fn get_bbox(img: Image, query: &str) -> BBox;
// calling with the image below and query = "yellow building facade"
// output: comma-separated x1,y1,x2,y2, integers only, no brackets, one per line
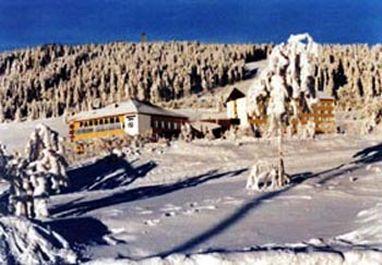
67,99,188,143
225,87,336,134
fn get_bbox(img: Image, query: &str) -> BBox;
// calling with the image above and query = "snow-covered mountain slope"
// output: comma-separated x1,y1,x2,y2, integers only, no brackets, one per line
1,118,382,264
44,134,382,263
0,117,67,153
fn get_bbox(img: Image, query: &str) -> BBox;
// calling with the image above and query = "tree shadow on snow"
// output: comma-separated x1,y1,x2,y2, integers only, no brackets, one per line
151,171,314,258
313,141,382,185
51,168,247,218
352,142,382,165
149,149,381,259
45,216,110,246
290,141,382,186
65,155,157,192
51,142,382,259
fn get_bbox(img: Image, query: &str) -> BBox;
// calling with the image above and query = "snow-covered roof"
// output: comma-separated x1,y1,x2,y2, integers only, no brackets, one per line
199,112,228,120
68,99,188,121
316,91,334,100
224,87,246,103
244,60,268,73
190,121,222,131
225,85,334,103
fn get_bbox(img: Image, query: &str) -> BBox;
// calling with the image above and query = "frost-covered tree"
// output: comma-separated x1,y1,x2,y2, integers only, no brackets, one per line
0,144,9,178
0,42,270,122
0,124,68,218
1,150,33,217
25,124,68,195
246,33,320,189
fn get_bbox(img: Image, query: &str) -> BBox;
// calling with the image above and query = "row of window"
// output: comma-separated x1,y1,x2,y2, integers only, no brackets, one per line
318,101,335,107
152,120,180,130
301,116,335,123
78,116,120,128
318,123,336,128
301,110,334,117
317,117,335,122
314,107,334,112
315,110,333,115
76,123,123,134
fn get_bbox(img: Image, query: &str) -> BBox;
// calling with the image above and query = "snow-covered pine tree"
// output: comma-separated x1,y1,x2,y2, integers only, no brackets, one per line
25,124,68,195
3,152,34,217
0,124,68,218
246,33,320,190
0,144,9,178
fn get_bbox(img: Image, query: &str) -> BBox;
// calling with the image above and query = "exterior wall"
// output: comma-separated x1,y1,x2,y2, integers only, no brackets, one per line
137,114,152,136
225,98,265,129
249,98,335,134
69,114,126,142
227,97,335,134
236,97,250,128
299,98,336,133
151,115,186,137
124,114,139,136
226,101,238,119
69,112,188,142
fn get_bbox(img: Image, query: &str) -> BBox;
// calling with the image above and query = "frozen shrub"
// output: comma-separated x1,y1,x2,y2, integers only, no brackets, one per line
246,160,289,191
180,123,193,142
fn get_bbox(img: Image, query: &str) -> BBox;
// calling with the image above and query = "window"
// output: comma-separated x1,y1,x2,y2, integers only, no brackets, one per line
126,116,134,128
162,121,165,129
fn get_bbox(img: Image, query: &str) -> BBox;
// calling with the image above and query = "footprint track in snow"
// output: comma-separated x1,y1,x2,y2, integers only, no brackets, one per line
144,219,160,226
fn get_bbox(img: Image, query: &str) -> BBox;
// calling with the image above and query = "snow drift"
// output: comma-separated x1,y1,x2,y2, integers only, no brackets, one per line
338,202,382,246
84,249,382,265
0,216,76,265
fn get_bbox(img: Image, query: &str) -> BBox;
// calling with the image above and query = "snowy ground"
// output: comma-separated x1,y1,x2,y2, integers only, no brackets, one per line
1,119,382,264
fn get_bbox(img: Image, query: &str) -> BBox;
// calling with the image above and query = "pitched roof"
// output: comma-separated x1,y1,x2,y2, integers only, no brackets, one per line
224,87,246,103
68,99,187,121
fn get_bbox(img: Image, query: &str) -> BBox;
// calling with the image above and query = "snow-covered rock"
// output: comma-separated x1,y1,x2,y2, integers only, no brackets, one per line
0,216,77,265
